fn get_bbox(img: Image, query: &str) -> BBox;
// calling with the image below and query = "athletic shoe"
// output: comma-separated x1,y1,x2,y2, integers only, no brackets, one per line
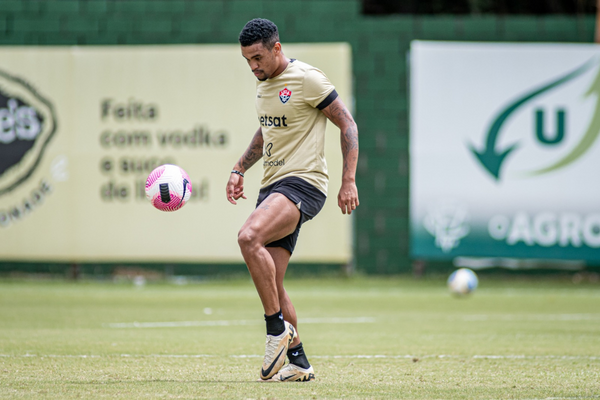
264,363,315,382
260,321,296,380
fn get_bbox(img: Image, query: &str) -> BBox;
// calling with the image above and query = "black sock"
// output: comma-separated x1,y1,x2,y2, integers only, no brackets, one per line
287,342,310,369
264,310,285,336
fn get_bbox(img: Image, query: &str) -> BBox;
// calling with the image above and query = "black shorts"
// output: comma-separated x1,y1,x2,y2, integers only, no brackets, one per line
256,176,327,254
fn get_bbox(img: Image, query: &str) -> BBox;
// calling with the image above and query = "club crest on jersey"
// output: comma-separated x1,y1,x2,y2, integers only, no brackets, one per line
279,87,292,104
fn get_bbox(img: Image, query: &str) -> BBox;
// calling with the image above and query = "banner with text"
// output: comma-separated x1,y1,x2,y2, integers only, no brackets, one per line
410,41,600,261
0,44,352,263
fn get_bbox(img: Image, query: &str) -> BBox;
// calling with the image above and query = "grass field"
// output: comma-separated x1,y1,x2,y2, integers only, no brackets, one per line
1,273,599,399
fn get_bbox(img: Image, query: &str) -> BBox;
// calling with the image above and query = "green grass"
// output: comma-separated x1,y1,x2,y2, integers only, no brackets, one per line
1,275,600,399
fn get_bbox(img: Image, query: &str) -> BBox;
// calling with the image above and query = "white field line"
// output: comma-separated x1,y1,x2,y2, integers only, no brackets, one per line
461,313,600,321
104,317,375,329
1,354,599,360
523,397,600,400
103,314,600,328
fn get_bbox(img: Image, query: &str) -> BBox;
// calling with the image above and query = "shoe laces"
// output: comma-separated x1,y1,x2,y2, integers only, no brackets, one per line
263,334,279,361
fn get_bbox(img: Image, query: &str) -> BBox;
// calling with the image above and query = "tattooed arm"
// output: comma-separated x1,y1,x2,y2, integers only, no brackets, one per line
226,127,264,205
321,97,360,215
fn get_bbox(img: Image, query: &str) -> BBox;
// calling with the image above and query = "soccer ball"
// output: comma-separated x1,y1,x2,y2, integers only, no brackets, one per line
145,164,192,212
447,268,478,296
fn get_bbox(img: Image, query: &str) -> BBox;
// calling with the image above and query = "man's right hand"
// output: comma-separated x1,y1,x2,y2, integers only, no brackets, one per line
226,172,247,205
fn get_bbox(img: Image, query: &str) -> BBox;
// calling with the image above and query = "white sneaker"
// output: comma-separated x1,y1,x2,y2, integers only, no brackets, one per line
259,321,296,380
264,363,315,382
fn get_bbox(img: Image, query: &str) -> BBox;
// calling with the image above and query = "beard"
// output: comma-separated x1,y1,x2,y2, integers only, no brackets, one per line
254,70,268,81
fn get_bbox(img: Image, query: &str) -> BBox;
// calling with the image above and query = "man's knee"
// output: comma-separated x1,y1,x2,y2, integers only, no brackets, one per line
238,225,260,250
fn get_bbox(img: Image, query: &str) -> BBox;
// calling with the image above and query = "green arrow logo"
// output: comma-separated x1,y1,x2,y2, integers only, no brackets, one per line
469,57,598,181
526,60,600,176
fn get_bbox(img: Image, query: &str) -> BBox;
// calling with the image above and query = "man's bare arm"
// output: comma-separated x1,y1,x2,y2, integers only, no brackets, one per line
321,97,360,214
226,127,264,205
234,127,264,173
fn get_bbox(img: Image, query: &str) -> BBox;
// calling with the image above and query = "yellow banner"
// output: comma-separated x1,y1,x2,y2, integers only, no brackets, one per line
0,44,352,263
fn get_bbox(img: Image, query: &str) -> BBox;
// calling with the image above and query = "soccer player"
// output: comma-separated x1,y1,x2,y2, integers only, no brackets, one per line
226,18,359,382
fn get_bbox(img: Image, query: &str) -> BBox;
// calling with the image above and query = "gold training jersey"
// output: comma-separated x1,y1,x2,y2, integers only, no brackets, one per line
255,59,337,195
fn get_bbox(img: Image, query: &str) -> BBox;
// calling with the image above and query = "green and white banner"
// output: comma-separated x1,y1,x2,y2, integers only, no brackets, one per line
410,41,600,261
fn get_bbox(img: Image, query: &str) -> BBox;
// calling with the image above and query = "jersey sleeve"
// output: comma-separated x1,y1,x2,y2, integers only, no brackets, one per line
303,68,337,109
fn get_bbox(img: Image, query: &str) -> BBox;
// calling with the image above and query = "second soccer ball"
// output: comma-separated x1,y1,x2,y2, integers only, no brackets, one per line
447,268,478,296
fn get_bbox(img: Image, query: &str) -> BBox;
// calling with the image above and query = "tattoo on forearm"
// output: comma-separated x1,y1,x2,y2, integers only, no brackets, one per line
237,129,264,171
324,101,359,177
241,141,263,170
323,100,359,157
341,125,359,157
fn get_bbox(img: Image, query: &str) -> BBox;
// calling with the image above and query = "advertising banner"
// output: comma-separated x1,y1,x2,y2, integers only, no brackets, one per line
0,44,352,263
410,41,600,261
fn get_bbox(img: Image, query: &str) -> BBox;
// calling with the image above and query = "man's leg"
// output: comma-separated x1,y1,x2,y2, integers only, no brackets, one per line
265,246,315,382
238,193,300,315
267,246,299,347
238,193,300,380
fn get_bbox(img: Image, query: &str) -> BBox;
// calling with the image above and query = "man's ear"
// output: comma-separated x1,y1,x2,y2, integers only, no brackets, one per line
272,42,282,55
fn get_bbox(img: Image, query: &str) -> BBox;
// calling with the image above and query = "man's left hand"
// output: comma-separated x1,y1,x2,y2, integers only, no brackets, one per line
338,180,359,215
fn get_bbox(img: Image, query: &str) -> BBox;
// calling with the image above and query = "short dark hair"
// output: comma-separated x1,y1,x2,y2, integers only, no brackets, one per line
238,18,279,49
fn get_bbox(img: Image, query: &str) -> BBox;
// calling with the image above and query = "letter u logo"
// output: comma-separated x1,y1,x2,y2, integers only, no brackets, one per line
535,108,566,145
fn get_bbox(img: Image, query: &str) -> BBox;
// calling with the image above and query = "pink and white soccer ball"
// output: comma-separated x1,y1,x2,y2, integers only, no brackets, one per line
145,164,192,212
